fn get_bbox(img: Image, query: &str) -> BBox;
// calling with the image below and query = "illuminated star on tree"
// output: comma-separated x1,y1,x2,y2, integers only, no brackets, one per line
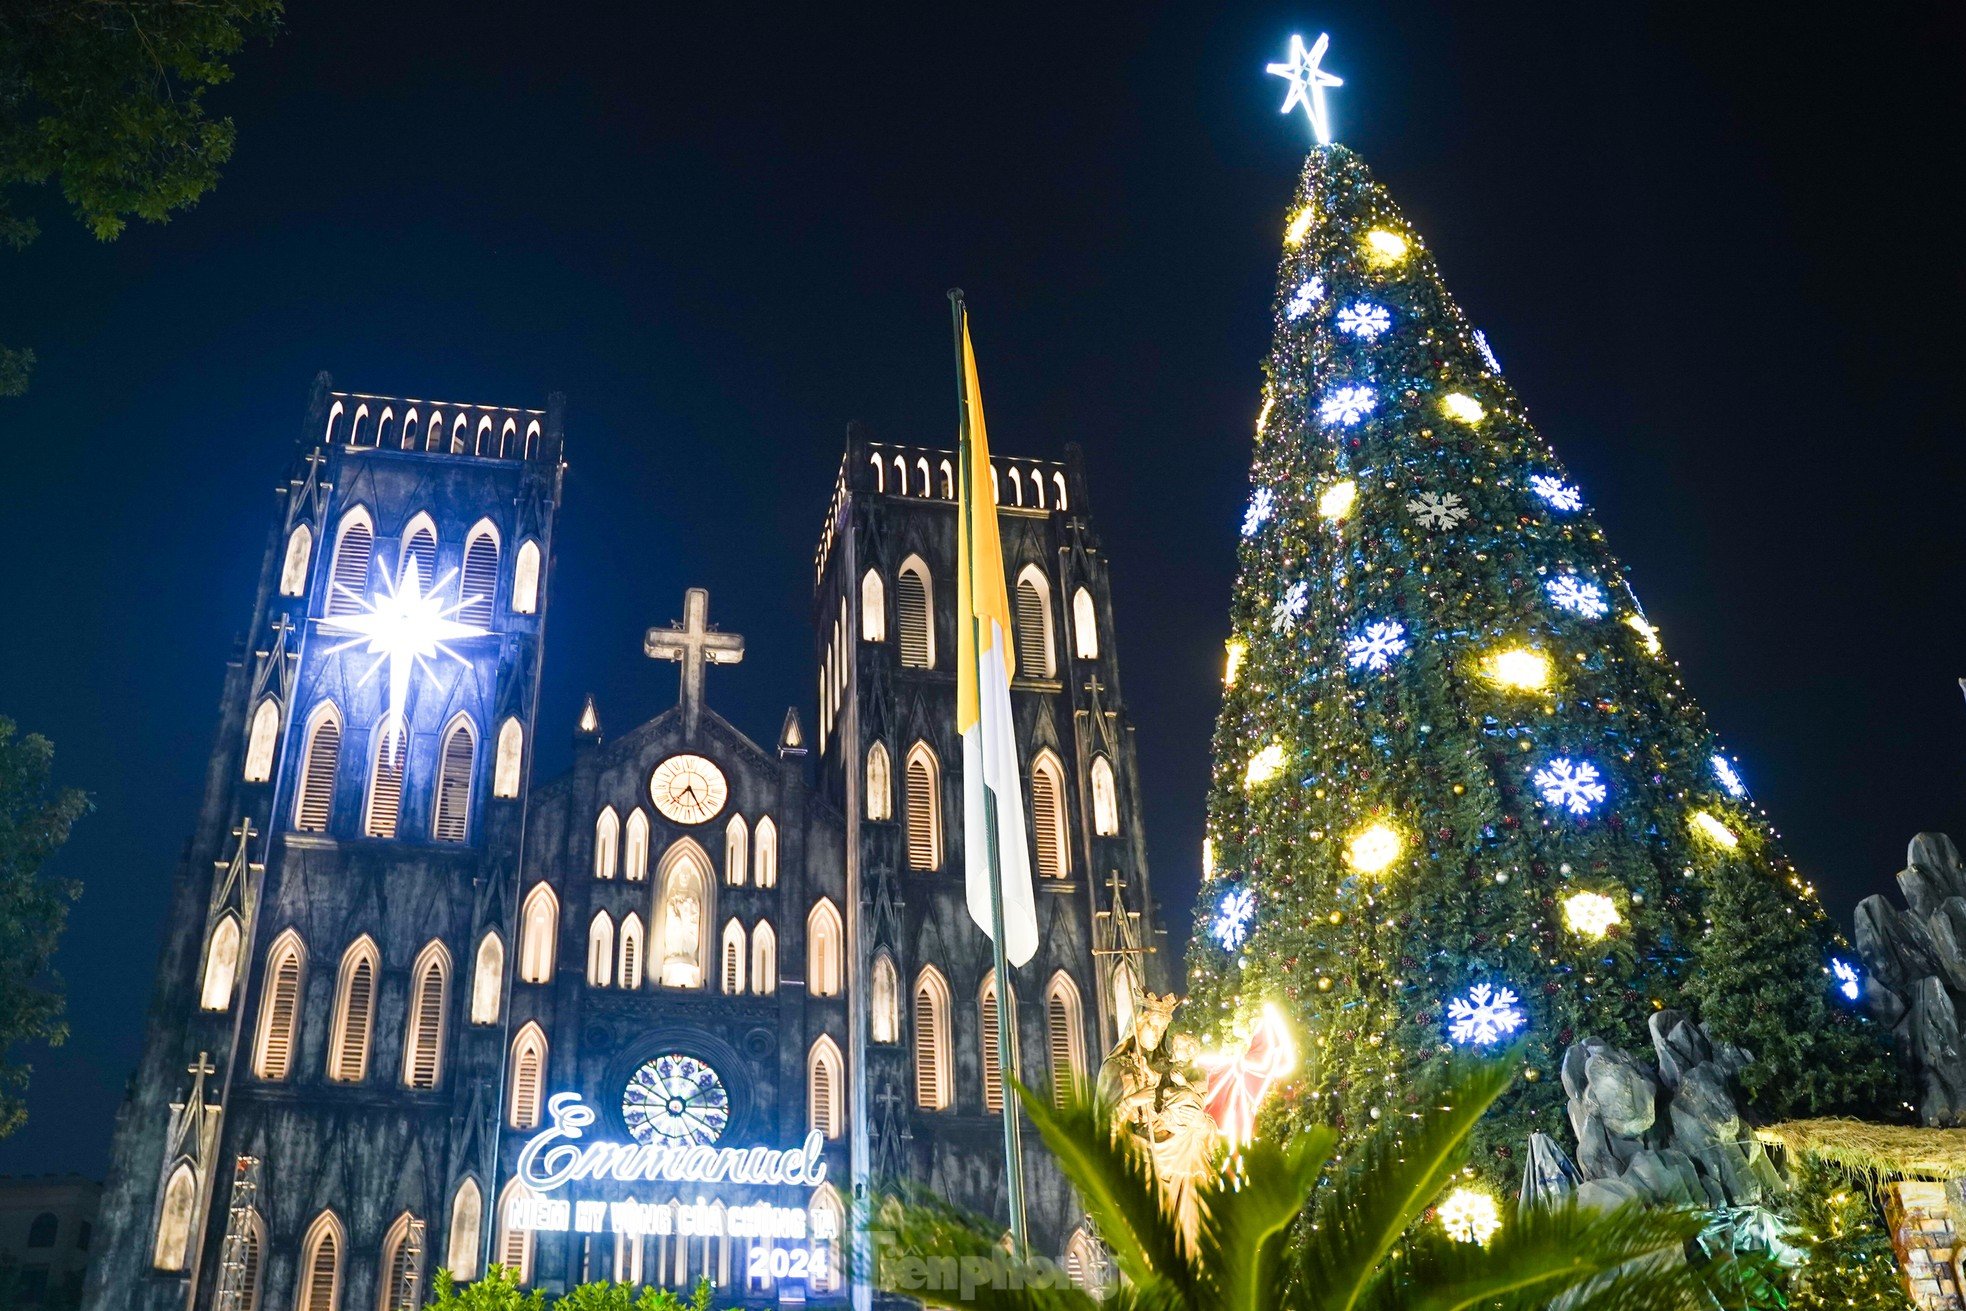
1266,32,1344,145
318,557,491,756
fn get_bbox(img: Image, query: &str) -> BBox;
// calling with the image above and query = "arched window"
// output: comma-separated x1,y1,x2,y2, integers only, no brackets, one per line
725,814,749,887
980,973,1019,1114
809,1186,845,1293
254,930,305,1079
280,524,313,598
1046,972,1086,1107
446,1179,483,1281
1054,471,1070,511
656,841,711,988
1072,587,1099,659
233,1209,266,1310
751,920,776,995
297,1212,343,1311
327,508,373,617
1063,1228,1104,1294
807,899,842,997
870,951,899,1044
512,540,542,615
518,884,557,984
399,512,438,589
1091,756,1120,836
364,717,407,839
460,520,500,627
476,415,495,456
349,404,371,447
865,741,892,821
244,697,281,783
755,815,778,888
26,1212,55,1248
376,407,397,449
896,556,934,669
1014,565,1054,679
200,914,242,1012
379,1212,424,1311
623,809,649,881
432,715,476,841
294,702,343,832
593,807,619,879
587,912,614,987
328,936,380,1082
938,459,955,500
913,968,952,1110
808,1036,843,1140
151,1163,196,1271
470,932,503,1024
860,569,886,641
904,743,940,870
451,414,469,454
1029,749,1069,879
508,1023,547,1129
493,718,524,799
619,913,645,990
403,943,449,1090
721,919,746,995
425,411,444,451
400,408,419,451
495,1180,534,1284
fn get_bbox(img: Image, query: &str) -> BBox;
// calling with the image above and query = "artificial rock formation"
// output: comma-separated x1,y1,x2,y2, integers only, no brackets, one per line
1855,833,1966,1126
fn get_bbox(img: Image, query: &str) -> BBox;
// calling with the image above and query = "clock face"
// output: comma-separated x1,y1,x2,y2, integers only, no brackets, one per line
649,753,728,825
622,1054,729,1146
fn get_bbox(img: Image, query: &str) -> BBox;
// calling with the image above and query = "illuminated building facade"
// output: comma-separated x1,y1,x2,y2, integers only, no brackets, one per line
84,381,1159,1311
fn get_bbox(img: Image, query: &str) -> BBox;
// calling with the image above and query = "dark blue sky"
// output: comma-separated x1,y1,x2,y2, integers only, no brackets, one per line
3,2,1963,1176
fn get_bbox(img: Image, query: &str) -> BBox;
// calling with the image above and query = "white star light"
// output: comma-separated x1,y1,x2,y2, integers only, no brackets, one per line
1533,758,1607,816
1345,620,1408,671
1335,302,1391,340
1272,581,1309,632
1266,33,1344,145
1544,575,1608,618
1242,487,1276,537
1529,475,1581,511
1447,983,1526,1046
1319,385,1376,427
319,556,492,756
1285,277,1325,320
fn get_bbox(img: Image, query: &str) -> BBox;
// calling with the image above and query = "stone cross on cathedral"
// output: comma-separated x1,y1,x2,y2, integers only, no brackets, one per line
644,587,744,740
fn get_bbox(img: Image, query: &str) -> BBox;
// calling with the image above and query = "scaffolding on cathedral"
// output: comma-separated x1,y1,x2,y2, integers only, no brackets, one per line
212,1155,261,1311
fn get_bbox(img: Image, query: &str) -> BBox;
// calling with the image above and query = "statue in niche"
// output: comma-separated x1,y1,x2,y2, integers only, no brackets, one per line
660,862,704,988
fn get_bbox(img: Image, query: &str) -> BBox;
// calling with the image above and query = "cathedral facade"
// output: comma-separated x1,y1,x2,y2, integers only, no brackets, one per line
83,376,1159,1311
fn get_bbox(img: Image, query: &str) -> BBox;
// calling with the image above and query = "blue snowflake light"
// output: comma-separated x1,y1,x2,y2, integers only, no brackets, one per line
1533,758,1607,815
1318,385,1376,427
1212,887,1258,952
1242,488,1275,538
1529,475,1582,511
1345,620,1408,671
1272,581,1309,632
1711,755,1747,798
1544,575,1608,619
1285,277,1325,320
1335,301,1391,340
1447,983,1526,1046
1831,959,1861,1002
1474,329,1502,373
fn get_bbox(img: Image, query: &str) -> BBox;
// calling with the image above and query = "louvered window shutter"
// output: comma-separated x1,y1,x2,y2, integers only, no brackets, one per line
513,1049,542,1128
239,1228,262,1310
981,991,1004,1113
1049,993,1078,1106
261,953,302,1079
328,522,372,616
460,535,499,626
367,736,405,838
432,726,474,841
1031,769,1062,878
906,758,936,870
914,989,943,1108
402,529,437,589
408,965,444,1089
336,960,374,1080
385,1234,418,1311
297,718,341,833
811,1058,835,1138
897,570,931,668
302,1233,337,1311
1015,578,1048,677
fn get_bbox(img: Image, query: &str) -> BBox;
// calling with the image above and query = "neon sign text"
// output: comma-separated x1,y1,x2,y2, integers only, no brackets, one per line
516,1093,829,1192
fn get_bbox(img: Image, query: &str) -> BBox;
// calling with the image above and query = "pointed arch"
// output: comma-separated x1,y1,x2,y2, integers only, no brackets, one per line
328,936,380,1082
425,410,445,451
378,1211,425,1311
450,413,469,454
655,839,712,988
904,742,941,870
870,450,886,491
518,884,558,984
724,814,749,887
808,1035,843,1140
432,714,476,841
508,1022,547,1129
809,1185,845,1292
475,415,496,456
1029,748,1069,879
446,1178,483,1281
151,1161,197,1271
494,1180,535,1283
896,556,934,669
807,899,842,997
913,967,952,1110
870,950,899,1044
493,717,524,798
403,941,450,1089
623,808,649,881
865,741,892,821
400,407,420,451
750,920,776,995
254,929,306,1079
498,416,518,458
1013,563,1055,679
754,815,778,888
938,458,955,500
399,511,438,587
460,519,500,627
860,569,886,641
587,911,615,987
376,407,397,449
363,716,407,839
1046,972,1087,1107
244,696,281,783
523,419,542,460
915,456,931,496
979,972,1019,1114
1091,755,1120,836
619,913,645,990
348,403,372,447
297,1210,344,1311
294,701,343,832
201,913,243,1012
594,806,619,879
470,931,503,1024
511,539,542,614
1063,1227,1103,1294
1072,586,1099,659
326,507,374,617
721,919,746,995
280,523,313,597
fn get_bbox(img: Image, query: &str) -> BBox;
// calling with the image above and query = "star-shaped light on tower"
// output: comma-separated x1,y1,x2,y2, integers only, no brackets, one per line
1267,32,1344,145
318,557,491,758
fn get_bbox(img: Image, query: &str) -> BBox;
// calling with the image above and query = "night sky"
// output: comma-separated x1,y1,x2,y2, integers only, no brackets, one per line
3,3,1964,1177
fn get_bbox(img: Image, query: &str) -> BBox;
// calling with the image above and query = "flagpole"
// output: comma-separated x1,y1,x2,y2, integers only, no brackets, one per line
948,287,1030,1257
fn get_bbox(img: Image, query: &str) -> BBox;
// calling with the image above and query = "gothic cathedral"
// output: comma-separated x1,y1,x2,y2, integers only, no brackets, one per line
83,376,1161,1311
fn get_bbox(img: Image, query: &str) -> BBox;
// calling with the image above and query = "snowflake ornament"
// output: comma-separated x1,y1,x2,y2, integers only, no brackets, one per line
1335,301,1391,340
1406,491,1469,530
1272,581,1309,632
1831,958,1861,1002
1212,887,1257,952
1447,983,1526,1046
1711,754,1747,798
1473,329,1502,373
1318,385,1376,427
1529,475,1581,511
1285,277,1325,321
1533,758,1607,815
1242,488,1275,538
1544,575,1608,618
1345,620,1408,671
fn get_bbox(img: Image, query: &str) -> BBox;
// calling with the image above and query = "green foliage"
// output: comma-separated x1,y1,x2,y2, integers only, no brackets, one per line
422,1269,713,1311
0,345,31,397
876,1061,1714,1310
0,716,88,1139
1187,143,1902,1181
551,1276,713,1311
1777,1159,1913,1311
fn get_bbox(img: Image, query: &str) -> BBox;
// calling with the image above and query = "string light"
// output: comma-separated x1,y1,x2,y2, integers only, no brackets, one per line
1438,1187,1502,1244
1440,392,1485,424
1624,612,1663,654
1363,228,1408,263
1563,892,1622,939
1224,639,1246,687
1318,479,1359,519
1691,811,1739,849
1345,823,1403,875
1285,208,1316,246
1483,647,1550,692
1245,742,1286,789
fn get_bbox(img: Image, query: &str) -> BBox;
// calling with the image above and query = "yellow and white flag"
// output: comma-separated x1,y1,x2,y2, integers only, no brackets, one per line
955,310,1039,967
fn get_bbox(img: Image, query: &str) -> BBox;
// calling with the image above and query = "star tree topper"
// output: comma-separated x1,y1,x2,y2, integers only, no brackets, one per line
1267,33,1344,145
319,556,491,756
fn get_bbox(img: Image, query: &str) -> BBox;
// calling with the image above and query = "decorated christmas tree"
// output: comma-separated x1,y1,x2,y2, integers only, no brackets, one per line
1189,72,1901,1173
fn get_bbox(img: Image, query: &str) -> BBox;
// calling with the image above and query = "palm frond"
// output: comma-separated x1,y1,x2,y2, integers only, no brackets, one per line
868,1183,1102,1311
1195,1125,1337,1311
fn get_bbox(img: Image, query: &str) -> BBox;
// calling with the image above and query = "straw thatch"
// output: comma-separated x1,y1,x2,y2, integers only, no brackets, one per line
1756,1118,1966,1182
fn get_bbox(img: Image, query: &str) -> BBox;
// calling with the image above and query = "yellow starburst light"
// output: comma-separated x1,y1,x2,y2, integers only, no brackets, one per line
1363,228,1408,263
1345,822,1403,876
1438,1187,1502,1245
1563,891,1622,940
1441,393,1486,424
1224,639,1246,687
1484,647,1550,692
1691,811,1739,849
1245,742,1287,789
1318,479,1358,521
1285,208,1315,246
